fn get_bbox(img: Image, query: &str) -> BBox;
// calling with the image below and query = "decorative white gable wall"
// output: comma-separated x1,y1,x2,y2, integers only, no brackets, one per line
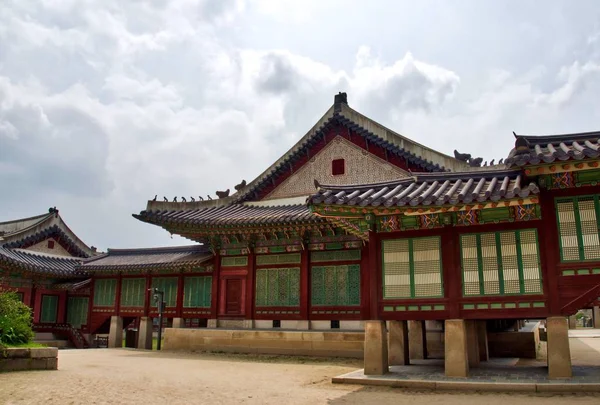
26,238,72,257
265,136,410,200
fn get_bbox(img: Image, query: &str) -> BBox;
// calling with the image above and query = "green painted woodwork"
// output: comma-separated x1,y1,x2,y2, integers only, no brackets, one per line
460,229,543,297
310,250,361,262
93,279,117,307
183,276,212,308
382,236,443,299
556,195,600,262
256,253,301,266
40,295,58,323
151,277,178,307
67,297,88,328
478,207,513,223
120,278,146,307
255,267,300,307
311,264,360,306
576,169,600,184
221,256,248,267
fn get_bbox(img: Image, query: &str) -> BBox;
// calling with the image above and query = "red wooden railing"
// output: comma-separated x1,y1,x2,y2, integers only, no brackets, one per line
33,323,90,349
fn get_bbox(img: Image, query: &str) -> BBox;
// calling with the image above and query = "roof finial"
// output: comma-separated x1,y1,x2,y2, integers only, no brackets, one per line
334,92,347,112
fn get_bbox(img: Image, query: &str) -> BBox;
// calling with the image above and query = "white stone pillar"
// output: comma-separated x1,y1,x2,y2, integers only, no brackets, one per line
388,320,409,366
137,317,153,350
364,321,389,375
593,306,600,329
547,316,572,379
408,320,426,360
568,315,577,329
444,319,469,378
108,316,123,348
477,320,489,362
172,318,184,328
466,320,480,367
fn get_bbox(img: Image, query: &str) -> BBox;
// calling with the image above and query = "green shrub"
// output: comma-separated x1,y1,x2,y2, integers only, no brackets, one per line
0,289,34,345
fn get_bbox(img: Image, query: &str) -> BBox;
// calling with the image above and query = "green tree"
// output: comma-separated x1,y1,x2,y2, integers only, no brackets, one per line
0,289,34,346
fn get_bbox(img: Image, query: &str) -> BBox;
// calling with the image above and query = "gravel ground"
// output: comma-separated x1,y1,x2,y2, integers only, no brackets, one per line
1,348,599,405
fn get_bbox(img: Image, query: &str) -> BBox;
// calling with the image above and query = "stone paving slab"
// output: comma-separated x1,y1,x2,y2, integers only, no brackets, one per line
333,360,600,393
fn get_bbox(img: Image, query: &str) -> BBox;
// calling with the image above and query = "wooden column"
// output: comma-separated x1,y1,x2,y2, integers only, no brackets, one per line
442,227,460,319
368,230,379,319
115,274,122,316
143,274,152,316
360,243,370,320
176,273,184,318
299,247,310,320
538,190,560,314
245,250,256,319
87,280,94,332
210,252,221,319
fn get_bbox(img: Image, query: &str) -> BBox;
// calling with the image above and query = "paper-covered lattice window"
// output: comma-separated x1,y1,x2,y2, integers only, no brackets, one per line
460,229,543,296
382,237,443,299
556,196,600,262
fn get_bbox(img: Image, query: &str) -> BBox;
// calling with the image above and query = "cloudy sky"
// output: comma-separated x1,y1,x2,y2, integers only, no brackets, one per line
1,0,600,251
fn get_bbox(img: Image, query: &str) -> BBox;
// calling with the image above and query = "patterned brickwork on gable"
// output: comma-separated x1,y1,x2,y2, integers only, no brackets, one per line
26,238,72,257
265,136,409,200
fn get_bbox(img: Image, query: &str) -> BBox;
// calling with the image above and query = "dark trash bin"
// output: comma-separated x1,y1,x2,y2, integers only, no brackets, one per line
125,328,138,348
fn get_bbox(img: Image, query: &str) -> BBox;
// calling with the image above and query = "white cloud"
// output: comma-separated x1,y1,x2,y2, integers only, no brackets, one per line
0,0,599,249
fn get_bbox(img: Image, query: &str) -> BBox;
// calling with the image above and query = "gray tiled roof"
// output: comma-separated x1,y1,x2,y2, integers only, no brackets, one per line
308,169,539,207
505,131,600,167
0,209,97,258
80,245,212,272
135,203,323,228
0,247,83,278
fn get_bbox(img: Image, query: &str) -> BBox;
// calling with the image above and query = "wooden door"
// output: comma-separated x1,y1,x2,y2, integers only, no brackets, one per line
225,279,242,315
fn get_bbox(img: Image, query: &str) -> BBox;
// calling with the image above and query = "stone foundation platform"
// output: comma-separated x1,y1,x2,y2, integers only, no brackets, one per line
163,328,364,358
333,359,600,393
0,347,58,372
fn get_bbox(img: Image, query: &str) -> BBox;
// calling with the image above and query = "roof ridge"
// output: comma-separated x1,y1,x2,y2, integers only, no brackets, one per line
10,248,82,262
105,244,208,255
516,130,600,144
0,212,51,227
315,168,521,191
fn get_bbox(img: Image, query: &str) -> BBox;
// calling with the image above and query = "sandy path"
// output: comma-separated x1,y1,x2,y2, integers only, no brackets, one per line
0,349,599,405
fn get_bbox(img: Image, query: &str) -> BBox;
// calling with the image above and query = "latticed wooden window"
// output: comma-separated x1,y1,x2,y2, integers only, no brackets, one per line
151,277,178,307
556,196,600,262
183,276,212,308
311,264,360,306
120,278,146,307
256,253,301,266
93,279,117,306
67,297,89,328
221,256,248,267
382,237,443,299
460,229,543,296
40,295,58,323
311,250,361,262
255,267,300,306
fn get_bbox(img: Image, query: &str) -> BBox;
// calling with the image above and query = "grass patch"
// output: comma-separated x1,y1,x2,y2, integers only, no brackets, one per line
152,337,164,350
5,342,46,348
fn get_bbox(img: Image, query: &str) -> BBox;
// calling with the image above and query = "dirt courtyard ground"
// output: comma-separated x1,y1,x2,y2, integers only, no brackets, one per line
1,339,600,405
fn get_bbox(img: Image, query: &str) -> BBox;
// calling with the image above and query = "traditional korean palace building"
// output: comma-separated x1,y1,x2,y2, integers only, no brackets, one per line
2,93,600,378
